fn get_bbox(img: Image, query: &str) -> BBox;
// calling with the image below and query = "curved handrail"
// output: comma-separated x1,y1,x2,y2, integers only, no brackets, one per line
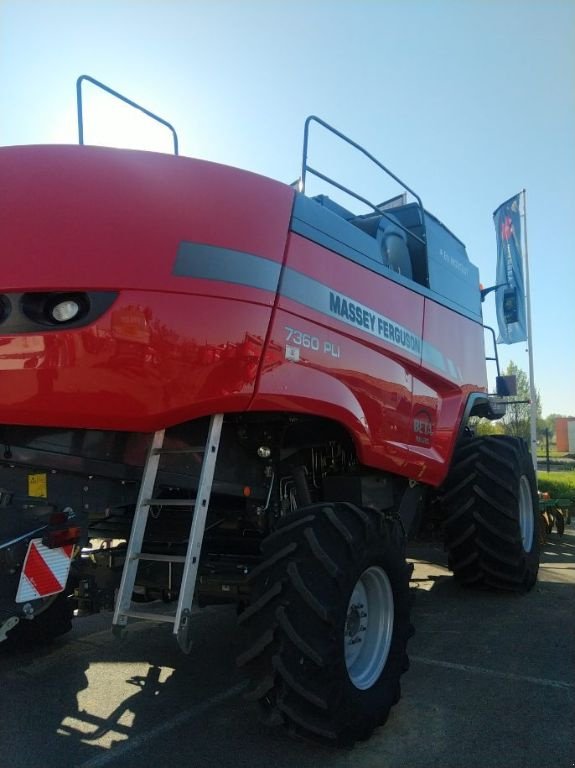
301,115,426,245
76,75,179,155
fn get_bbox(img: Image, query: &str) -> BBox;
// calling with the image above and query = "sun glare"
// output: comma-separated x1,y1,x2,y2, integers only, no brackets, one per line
47,84,178,154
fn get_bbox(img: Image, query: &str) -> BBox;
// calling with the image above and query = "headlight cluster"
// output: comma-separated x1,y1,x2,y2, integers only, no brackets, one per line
0,291,118,333
19,292,91,326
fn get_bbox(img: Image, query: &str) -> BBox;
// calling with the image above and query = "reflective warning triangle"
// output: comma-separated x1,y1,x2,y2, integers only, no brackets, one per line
16,539,73,603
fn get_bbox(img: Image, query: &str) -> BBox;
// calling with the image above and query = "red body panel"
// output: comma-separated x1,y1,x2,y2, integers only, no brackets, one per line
410,300,490,483
0,293,271,430
0,146,293,430
252,233,423,474
1,145,291,294
0,145,488,486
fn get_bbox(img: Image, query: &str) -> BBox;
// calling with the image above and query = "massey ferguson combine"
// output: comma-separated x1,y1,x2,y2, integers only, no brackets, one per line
0,79,539,746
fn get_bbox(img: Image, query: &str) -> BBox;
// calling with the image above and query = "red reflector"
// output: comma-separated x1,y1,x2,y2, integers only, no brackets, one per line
46,527,82,548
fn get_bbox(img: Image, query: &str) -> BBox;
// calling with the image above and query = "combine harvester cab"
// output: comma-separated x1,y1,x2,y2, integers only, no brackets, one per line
0,82,539,746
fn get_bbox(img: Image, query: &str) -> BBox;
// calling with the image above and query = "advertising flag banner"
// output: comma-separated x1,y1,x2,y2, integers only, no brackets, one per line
493,194,527,343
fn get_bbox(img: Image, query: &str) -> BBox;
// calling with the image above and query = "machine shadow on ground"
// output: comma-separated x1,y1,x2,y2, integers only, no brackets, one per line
1,530,573,768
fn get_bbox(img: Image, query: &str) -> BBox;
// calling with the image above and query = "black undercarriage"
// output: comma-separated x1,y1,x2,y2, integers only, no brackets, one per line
0,414,424,618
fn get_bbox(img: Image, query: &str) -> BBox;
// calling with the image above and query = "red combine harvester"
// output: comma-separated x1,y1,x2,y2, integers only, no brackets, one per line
0,78,539,745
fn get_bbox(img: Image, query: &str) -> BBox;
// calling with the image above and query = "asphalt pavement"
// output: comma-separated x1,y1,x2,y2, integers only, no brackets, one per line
1,527,573,768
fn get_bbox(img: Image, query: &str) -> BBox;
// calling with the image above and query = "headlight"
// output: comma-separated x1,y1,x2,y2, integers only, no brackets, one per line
1,291,117,333
48,299,82,323
21,292,90,326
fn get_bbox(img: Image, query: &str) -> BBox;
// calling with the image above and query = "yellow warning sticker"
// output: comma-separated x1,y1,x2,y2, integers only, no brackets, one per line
28,473,48,498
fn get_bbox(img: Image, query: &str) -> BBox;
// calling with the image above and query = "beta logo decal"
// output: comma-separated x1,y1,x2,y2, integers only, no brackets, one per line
413,409,434,446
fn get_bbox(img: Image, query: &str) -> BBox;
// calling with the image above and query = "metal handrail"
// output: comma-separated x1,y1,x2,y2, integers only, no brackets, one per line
483,324,501,377
76,75,179,155
301,115,426,246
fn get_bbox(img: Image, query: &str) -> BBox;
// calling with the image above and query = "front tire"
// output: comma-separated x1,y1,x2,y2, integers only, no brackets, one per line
238,503,413,746
442,436,540,591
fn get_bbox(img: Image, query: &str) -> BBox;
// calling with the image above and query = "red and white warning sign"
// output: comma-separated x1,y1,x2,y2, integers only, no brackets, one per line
16,539,73,603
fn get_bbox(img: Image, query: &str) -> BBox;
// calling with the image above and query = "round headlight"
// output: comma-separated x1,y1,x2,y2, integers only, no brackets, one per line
50,300,81,323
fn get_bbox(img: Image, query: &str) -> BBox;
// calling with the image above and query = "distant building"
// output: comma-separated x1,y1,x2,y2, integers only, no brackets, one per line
556,417,575,452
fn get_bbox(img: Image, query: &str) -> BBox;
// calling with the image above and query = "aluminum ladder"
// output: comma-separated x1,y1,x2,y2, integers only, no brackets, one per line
112,413,224,652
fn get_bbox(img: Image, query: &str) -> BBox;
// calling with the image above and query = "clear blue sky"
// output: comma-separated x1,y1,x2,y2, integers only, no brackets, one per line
1,0,574,417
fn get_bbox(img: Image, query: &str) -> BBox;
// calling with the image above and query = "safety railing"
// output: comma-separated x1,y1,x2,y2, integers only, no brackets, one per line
76,75,179,155
300,115,426,247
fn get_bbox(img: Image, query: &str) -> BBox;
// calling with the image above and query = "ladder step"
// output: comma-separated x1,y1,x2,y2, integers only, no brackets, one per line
145,498,196,507
136,553,186,563
118,602,204,625
113,414,224,647
122,608,176,623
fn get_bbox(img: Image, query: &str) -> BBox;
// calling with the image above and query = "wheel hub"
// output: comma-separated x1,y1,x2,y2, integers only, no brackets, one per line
345,603,364,638
344,566,394,690
519,475,534,552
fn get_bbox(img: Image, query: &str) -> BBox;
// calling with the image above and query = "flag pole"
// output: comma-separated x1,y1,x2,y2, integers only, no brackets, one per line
522,189,537,471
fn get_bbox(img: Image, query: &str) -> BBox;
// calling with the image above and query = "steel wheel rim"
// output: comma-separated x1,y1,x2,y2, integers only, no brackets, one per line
519,475,534,552
344,566,394,690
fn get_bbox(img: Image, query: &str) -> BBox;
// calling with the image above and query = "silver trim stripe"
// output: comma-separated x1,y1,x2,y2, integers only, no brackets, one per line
280,267,422,358
280,267,462,379
173,243,462,380
174,242,281,292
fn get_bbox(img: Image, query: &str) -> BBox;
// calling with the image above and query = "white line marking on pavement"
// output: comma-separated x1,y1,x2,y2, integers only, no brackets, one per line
79,681,248,768
411,655,574,691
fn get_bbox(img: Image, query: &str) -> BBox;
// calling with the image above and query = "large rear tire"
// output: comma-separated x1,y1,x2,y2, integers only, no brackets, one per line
238,502,413,746
442,436,540,591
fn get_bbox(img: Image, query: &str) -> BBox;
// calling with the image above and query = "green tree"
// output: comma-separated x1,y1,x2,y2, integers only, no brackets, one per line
500,361,542,441
469,417,505,437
